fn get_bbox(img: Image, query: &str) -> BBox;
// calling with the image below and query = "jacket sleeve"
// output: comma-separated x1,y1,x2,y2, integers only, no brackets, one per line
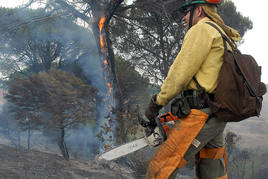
156,24,214,106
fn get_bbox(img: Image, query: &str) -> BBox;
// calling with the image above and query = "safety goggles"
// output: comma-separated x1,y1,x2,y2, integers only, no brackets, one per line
171,6,191,22
183,8,192,16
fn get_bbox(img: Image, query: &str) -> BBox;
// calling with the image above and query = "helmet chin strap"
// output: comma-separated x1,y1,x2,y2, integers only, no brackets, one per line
188,5,196,29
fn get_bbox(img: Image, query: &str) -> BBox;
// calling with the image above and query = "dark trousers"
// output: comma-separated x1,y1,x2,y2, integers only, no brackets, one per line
169,108,227,179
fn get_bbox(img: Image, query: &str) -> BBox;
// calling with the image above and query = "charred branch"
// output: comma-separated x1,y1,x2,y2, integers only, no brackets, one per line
54,0,91,24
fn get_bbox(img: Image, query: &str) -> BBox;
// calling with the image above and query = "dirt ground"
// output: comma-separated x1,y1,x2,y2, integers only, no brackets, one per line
0,144,134,179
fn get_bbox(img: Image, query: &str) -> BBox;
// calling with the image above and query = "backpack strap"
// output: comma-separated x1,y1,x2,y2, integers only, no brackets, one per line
205,22,238,52
193,76,202,89
192,22,233,90
205,22,259,99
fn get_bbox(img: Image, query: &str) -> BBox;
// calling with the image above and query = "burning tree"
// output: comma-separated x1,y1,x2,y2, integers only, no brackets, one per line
2,0,146,151
37,0,126,149
5,69,97,160
21,0,126,149
0,6,108,153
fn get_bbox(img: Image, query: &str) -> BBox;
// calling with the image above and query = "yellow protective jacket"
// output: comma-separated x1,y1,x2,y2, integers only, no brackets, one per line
156,17,232,106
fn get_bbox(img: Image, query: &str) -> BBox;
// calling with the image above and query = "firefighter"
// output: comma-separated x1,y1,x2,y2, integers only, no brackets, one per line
144,0,241,178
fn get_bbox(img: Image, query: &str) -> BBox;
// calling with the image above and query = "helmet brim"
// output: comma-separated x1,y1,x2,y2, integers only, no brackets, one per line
179,1,207,13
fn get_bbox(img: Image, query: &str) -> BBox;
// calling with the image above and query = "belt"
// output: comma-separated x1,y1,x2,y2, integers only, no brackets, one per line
183,90,210,109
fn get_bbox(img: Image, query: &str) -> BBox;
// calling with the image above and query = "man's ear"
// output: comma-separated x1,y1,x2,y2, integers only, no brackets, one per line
197,6,203,16
197,6,206,17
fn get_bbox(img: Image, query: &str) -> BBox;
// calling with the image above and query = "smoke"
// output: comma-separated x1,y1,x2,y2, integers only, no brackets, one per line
0,5,118,158
75,28,118,152
65,125,100,159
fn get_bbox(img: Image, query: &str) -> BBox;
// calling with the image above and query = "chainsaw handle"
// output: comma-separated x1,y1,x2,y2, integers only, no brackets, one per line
155,118,167,140
137,114,157,128
157,112,179,123
138,115,150,127
138,112,177,140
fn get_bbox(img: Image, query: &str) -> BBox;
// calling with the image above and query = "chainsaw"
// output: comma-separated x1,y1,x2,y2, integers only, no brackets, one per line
97,112,179,161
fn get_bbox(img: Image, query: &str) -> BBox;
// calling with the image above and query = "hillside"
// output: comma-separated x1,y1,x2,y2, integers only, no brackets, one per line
0,144,134,179
226,94,268,149
0,91,267,179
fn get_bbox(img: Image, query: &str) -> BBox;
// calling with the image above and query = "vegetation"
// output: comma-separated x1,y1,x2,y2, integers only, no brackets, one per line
0,7,101,158
218,0,253,38
5,70,97,160
0,7,95,78
110,0,253,83
0,1,266,178
113,56,150,144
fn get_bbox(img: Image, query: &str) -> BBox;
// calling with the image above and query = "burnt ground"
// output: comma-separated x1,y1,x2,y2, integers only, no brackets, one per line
0,144,134,179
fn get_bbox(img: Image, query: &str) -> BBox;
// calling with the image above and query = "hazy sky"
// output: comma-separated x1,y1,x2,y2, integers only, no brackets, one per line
232,0,268,83
1,0,268,82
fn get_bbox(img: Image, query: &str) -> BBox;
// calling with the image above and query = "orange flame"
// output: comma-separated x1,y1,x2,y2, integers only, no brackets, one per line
107,82,112,88
104,60,108,65
107,82,112,96
99,16,106,52
99,17,106,33
100,36,105,48
98,16,113,112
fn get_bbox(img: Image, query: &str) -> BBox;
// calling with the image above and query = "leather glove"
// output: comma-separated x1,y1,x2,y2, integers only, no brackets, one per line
145,95,163,127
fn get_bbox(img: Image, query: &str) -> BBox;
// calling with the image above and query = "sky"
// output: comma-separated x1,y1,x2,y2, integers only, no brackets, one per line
1,0,268,83
232,0,268,83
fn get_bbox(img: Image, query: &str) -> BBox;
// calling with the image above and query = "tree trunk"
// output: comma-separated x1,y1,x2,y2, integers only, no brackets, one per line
27,125,31,151
17,130,21,149
58,127,69,160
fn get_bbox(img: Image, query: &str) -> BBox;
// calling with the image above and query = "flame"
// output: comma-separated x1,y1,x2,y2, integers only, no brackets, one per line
107,82,112,96
100,36,105,50
98,15,115,148
98,16,114,114
107,82,113,111
104,60,108,65
99,17,106,53
99,17,106,34
107,82,112,89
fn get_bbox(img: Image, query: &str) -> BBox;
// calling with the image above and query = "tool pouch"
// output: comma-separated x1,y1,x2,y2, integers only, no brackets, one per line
184,89,208,109
171,94,191,118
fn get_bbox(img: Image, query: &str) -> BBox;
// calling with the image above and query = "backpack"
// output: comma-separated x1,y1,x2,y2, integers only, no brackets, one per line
203,22,267,122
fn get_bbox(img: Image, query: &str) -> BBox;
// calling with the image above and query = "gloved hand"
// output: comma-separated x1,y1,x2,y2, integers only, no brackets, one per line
145,95,163,127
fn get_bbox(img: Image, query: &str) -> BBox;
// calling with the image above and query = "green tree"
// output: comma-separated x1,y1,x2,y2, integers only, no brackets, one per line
115,56,149,106
5,69,97,160
111,0,184,83
113,56,150,144
110,0,253,83
218,0,253,38
21,0,125,80
0,7,96,78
